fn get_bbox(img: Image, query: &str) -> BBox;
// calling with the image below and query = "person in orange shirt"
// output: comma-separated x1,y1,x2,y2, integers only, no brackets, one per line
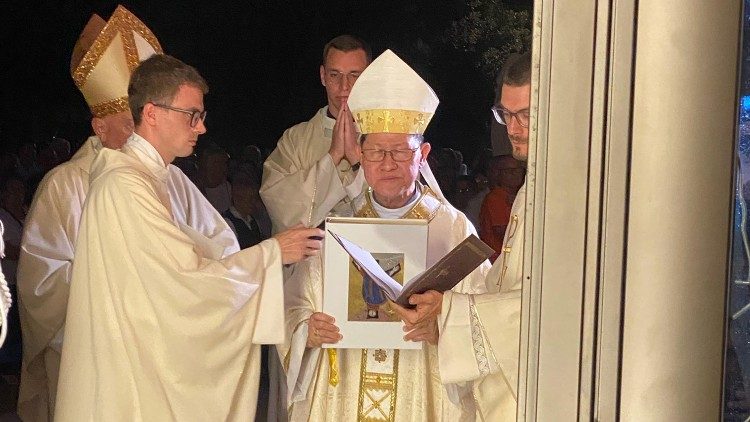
479,154,525,261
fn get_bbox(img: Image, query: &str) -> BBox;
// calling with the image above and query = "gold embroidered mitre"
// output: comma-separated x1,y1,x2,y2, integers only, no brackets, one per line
70,5,162,117
347,49,439,135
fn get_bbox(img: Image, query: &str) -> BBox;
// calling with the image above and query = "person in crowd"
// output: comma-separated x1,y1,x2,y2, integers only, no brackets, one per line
453,174,479,228
463,148,493,227
50,137,72,164
223,170,271,249
197,142,232,213
479,154,525,261
221,169,274,420
16,143,41,182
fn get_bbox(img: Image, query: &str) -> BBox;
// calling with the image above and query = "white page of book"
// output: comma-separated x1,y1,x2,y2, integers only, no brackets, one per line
323,217,427,350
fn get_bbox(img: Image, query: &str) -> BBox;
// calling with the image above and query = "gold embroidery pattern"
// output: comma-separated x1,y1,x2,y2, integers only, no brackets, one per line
499,214,519,286
354,109,433,135
350,185,441,421
89,96,130,117
327,349,340,386
357,349,399,422
373,349,387,363
355,184,440,222
72,5,162,88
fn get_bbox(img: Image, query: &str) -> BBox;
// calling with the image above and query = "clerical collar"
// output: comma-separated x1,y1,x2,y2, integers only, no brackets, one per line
90,136,104,154
122,132,169,184
369,184,420,219
127,132,167,168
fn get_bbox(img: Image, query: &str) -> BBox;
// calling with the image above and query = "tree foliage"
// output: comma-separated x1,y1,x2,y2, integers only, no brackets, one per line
446,0,532,78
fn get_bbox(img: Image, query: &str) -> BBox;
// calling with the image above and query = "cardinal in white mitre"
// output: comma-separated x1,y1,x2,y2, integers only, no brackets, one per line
278,49,490,422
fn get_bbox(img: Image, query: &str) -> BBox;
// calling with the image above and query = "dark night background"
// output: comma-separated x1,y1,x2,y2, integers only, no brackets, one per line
0,0,531,163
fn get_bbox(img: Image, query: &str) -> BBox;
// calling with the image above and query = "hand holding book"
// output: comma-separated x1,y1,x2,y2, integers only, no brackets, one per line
328,231,493,308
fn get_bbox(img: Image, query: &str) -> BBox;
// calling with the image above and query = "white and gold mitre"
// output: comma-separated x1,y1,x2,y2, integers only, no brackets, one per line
347,49,439,135
70,5,162,117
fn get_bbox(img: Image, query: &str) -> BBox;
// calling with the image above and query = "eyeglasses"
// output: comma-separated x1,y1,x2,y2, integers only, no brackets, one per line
361,148,419,162
325,70,362,84
492,106,530,128
152,103,207,128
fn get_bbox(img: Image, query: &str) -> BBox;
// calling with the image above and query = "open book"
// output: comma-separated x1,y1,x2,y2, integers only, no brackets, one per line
328,231,494,308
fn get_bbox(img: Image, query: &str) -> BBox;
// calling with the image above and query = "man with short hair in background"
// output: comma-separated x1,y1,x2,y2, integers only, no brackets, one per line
259,34,372,419
260,34,371,233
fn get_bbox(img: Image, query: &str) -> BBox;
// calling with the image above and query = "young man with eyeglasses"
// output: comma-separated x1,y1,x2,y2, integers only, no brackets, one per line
279,49,489,422
16,9,238,421
395,51,531,421
260,35,371,233
54,53,324,421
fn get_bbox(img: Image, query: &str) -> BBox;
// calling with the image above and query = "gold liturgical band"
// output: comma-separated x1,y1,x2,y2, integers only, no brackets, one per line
327,349,339,386
89,96,130,118
71,5,162,117
354,109,434,135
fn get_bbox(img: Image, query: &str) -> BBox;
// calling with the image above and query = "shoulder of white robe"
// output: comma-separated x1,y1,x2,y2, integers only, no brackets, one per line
420,162,447,204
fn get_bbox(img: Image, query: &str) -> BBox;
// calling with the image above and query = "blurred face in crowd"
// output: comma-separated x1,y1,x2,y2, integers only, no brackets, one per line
93,110,135,150
320,48,369,116
492,156,525,191
203,153,229,188
360,133,431,209
454,178,477,209
231,181,262,216
499,83,531,161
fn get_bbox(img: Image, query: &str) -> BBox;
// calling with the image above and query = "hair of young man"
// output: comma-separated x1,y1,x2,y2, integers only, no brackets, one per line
322,35,372,66
495,50,531,103
128,54,209,127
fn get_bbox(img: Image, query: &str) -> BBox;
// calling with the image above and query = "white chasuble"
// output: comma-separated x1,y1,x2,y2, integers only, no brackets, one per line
54,134,280,421
438,183,526,421
279,184,489,421
260,107,366,233
17,136,239,422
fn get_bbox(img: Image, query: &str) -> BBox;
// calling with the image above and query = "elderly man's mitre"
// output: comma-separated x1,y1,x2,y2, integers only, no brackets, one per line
70,5,162,118
347,49,439,135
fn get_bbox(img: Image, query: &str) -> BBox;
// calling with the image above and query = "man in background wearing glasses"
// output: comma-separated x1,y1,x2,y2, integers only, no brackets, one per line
260,35,371,233
54,54,324,421
259,34,372,419
396,51,531,421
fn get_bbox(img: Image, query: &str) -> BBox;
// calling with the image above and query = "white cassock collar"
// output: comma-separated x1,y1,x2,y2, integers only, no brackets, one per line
369,184,420,219
124,132,169,183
